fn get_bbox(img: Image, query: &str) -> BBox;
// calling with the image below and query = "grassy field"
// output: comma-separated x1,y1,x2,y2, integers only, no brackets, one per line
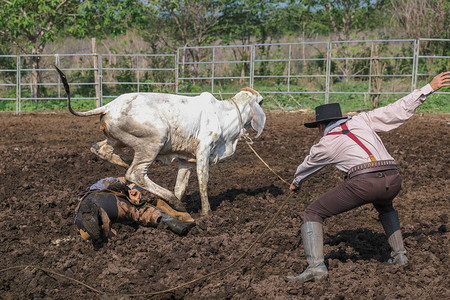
1,72,449,114
0,92,448,114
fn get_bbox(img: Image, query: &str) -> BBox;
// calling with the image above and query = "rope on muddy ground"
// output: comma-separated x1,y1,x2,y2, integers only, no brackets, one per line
0,265,104,295
125,192,295,297
1,101,296,297
112,99,297,297
1,192,296,298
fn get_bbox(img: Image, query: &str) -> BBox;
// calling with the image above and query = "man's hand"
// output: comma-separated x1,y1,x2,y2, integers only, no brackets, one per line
430,71,450,91
290,182,300,193
128,189,142,205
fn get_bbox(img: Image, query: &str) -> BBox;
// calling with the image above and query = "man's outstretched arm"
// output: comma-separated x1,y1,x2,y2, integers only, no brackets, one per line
359,71,450,133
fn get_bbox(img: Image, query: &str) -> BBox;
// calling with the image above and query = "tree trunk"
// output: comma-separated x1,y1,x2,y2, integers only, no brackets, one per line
302,24,306,70
30,48,41,100
188,48,199,77
370,44,385,108
92,38,100,107
240,49,250,86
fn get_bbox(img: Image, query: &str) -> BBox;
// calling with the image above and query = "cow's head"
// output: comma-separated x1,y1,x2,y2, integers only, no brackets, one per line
236,87,266,138
240,87,263,106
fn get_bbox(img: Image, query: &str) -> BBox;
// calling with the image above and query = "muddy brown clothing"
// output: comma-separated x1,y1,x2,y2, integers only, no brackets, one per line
293,84,435,222
73,178,161,234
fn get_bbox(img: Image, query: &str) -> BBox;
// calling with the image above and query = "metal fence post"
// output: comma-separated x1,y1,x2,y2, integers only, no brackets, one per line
55,54,60,99
325,42,332,104
16,56,20,114
17,56,22,114
211,48,215,93
99,54,103,107
136,55,140,93
175,49,179,94
287,44,292,93
412,39,419,91
250,45,255,88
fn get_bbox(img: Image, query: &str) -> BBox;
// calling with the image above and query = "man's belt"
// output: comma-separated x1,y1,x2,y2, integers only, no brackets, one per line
347,160,397,179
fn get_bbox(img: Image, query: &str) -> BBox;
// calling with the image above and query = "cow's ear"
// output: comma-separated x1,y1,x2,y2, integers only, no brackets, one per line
250,101,266,138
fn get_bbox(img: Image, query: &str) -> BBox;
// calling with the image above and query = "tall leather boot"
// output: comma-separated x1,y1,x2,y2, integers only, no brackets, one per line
138,204,162,226
158,210,196,236
379,210,408,266
287,222,328,282
164,217,196,236
154,199,195,222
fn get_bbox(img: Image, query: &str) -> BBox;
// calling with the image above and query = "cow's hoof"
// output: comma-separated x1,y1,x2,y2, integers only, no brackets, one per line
90,144,100,151
170,202,187,213
200,209,212,216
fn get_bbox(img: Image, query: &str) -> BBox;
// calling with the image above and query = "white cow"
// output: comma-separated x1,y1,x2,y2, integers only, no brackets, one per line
56,67,265,215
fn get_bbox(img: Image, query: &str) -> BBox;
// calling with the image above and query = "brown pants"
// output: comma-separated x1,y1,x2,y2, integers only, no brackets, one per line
304,169,402,223
74,191,161,231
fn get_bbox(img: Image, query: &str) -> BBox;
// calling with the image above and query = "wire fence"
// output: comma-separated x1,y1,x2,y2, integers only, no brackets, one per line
0,38,448,114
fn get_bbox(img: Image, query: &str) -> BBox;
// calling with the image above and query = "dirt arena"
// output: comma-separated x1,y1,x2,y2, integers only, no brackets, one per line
0,111,448,299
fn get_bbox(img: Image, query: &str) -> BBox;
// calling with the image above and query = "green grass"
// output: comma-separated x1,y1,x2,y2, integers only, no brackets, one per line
418,93,450,113
1,82,448,113
0,98,98,112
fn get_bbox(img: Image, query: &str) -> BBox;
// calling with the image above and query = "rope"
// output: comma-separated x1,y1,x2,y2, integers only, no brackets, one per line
127,192,294,297
114,99,296,297
0,265,105,295
245,141,290,185
1,102,296,298
230,98,290,185
2,195,295,298
123,101,295,297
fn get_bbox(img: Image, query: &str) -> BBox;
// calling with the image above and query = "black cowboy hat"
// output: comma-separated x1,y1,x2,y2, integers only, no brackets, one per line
304,103,346,128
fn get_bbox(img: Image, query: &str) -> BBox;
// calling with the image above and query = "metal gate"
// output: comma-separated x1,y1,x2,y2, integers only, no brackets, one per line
0,38,448,114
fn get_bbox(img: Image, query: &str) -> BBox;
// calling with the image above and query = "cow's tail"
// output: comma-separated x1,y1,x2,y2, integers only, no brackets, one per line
55,66,106,117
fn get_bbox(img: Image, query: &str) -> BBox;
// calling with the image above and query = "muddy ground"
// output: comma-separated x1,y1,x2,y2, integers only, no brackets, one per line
0,111,448,299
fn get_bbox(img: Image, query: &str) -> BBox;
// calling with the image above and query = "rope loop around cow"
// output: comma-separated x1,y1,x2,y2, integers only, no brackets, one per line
1,101,295,297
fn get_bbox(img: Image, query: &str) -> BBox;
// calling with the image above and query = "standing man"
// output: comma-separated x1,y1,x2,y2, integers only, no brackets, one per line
288,72,450,282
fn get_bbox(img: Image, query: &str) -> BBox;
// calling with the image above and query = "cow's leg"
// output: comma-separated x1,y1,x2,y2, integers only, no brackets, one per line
126,152,186,212
90,139,131,168
196,144,212,216
174,161,194,201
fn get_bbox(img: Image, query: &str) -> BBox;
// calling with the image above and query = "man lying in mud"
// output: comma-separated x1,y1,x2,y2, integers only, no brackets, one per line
73,177,195,247
288,71,450,282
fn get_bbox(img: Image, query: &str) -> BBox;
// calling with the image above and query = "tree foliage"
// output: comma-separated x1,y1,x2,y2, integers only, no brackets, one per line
0,0,146,53
389,0,450,40
0,0,147,98
301,0,382,40
146,0,225,48
214,1,282,45
0,0,448,101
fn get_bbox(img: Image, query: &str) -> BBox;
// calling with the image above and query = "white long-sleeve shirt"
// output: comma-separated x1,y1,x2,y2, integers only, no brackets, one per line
292,84,434,187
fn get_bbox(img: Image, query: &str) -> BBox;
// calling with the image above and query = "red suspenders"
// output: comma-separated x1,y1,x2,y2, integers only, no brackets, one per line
327,122,377,162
